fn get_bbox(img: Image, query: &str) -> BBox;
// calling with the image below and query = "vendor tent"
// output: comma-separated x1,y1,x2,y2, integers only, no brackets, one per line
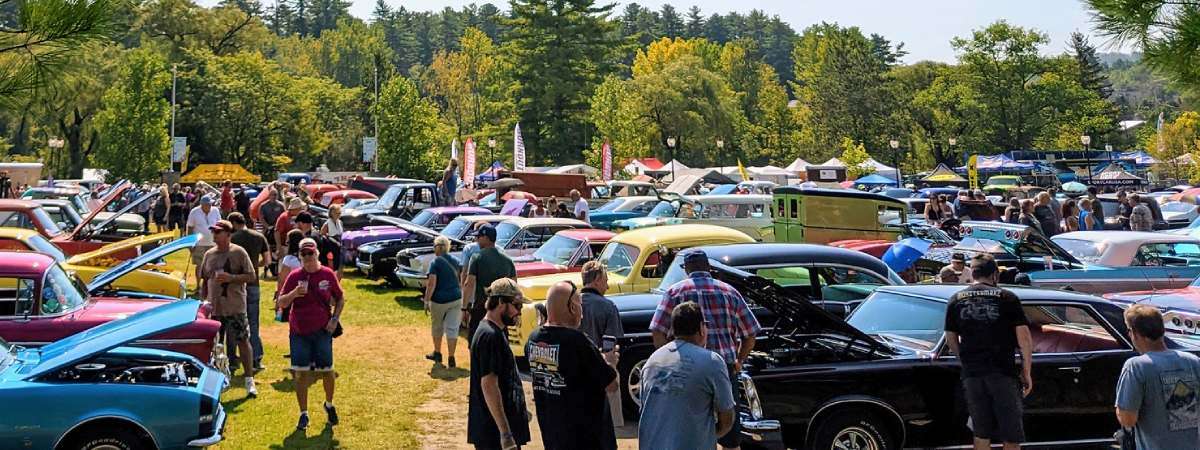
1090,166,1146,186
475,162,507,183
180,164,259,184
921,164,967,184
665,174,705,195
623,157,664,176
1118,151,1159,166
784,158,811,173
746,165,793,184
955,154,1035,172
821,157,845,167
852,174,897,188
861,158,898,179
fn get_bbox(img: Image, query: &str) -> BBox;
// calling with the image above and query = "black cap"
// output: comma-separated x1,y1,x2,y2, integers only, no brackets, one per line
679,249,709,267
478,225,497,242
295,211,313,224
951,252,966,262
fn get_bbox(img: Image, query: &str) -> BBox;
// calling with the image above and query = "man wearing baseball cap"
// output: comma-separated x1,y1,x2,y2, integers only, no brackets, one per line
186,194,222,272
278,237,345,430
649,248,760,450
468,278,531,450
275,197,306,262
463,225,516,344
939,252,973,284
198,220,259,398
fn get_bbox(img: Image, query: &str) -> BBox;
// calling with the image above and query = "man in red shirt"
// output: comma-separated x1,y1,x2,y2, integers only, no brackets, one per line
220,179,235,217
275,197,305,257
278,238,345,430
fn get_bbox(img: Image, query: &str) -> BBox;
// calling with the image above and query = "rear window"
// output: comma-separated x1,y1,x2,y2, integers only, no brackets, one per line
1053,238,1105,264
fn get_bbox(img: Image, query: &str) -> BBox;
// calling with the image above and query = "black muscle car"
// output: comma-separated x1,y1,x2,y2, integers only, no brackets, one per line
608,243,904,419
735,281,1200,449
340,182,445,232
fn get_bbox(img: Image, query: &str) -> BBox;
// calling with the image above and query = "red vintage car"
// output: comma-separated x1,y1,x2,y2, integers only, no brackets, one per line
513,229,615,278
319,189,378,207
0,193,149,259
1106,277,1200,335
0,252,222,364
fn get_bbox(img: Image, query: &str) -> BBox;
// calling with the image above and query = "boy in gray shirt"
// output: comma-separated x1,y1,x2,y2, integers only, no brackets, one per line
1116,304,1200,450
638,302,735,450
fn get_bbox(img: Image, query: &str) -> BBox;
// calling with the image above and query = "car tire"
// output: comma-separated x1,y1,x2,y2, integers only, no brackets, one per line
60,428,146,450
810,411,894,450
617,345,653,420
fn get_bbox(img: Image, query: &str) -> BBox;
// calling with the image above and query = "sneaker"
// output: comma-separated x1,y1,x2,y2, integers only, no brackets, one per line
245,378,258,398
447,356,456,368
297,413,309,430
325,402,339,426
425,352,442,364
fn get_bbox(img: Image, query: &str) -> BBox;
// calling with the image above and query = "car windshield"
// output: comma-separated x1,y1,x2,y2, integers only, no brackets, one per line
40,264,87,314
441,218,472,240
376,185,405,209
410,210,435,228
847,291,945,351
647,201,676,218
35,208,64,236
1053,238,1105,264
594,199,626,213
599,242,640,277
479,192,497,206
71,194,91,215
26,235,67,262
532,235,583,266
495,222,521,248
1162,202,1195,213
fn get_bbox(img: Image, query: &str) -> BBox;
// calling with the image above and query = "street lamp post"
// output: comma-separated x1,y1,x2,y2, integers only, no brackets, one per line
487,138,497,169
889,139,901,187
48,138,64,178
1082,135,1093,185
666,137,677,181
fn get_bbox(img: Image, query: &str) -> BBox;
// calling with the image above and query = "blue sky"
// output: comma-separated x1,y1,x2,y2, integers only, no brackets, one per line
229,0,1123,63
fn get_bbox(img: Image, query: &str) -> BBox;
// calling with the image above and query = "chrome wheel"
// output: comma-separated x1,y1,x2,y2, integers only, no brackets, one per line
832,426,879,450
627,359,646,407
90,445,123,450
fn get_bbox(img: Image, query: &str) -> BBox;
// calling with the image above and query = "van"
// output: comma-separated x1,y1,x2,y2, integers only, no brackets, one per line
773,187,908,244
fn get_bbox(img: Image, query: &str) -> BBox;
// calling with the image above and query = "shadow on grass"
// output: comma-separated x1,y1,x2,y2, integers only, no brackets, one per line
392,295,423,310
272,376,297,393
429,364,469,381
271,425,340,449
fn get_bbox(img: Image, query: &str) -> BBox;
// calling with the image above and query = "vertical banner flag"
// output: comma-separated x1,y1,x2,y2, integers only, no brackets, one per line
171,137,188,163
451,138,459,161
967,155,979,190
737,159,751,181
362,137,377,164
602,141,613,181
513,123,526,171
464,137,477,187
1157,111,1165,153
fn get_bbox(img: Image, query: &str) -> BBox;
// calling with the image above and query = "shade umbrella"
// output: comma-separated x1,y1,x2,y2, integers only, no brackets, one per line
882,238,932,273
1061,181,1087,194
490,178,525,190
501,190,538,201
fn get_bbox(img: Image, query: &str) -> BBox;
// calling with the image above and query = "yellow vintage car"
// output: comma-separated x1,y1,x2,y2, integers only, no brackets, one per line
510,224,755,356
0,228,188,298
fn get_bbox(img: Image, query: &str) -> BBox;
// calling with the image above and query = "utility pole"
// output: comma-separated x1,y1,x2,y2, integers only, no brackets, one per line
170,64,177,172
372,63,380,173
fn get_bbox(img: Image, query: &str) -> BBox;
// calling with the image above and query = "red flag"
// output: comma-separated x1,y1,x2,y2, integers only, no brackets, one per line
602,141,613,181
464,138,477,187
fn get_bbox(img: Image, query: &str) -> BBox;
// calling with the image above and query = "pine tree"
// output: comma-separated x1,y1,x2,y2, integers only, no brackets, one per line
684,6,704,38
292,0,309,37
704,13,727,42
658,4,682,38
265,0,295,35
1070,32,1113,99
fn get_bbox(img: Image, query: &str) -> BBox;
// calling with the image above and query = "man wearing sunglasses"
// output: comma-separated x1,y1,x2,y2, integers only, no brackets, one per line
198,220,259,398
469,278,531,450
278,238,345,431
526,280,619,450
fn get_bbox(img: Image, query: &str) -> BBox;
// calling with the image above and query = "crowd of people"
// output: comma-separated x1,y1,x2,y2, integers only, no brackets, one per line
923,186,1169,236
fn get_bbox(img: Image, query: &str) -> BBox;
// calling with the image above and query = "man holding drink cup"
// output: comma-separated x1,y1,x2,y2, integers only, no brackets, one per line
278,237,345,431
198,220,259,397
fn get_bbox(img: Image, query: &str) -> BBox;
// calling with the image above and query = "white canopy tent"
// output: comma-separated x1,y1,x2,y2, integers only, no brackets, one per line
784,158,811,173
747,165,793,184
821,157,845,167
816,157,897,179
544,164,598,176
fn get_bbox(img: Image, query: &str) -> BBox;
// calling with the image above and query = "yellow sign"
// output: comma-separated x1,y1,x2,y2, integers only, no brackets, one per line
737,159,751,181
967,155,979,189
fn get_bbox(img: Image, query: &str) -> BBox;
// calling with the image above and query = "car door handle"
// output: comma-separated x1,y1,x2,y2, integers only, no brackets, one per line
1058,366,1082,373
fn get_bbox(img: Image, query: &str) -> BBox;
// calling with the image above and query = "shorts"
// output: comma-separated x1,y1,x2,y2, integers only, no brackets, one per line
290,330,334,372
191,245,213,267
430,299,462,339
215,313,250,343
718,365,742,448
963,374,1025,443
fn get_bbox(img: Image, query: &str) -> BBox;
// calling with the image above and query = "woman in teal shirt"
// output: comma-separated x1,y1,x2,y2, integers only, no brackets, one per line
424,236,463,368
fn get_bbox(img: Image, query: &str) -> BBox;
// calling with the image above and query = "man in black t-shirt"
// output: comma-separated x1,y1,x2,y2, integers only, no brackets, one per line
527,281,618,450
944,254,1033,450
468,278,531,450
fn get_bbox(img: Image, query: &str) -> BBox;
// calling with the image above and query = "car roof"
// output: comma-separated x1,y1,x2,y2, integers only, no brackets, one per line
1055,231,1199,245
775,186,906,206
0,199,43,209
691,194,771,204
500,217,589,228
27,186,84,194
875,284,1108,305
428,206,491,213
453,214,511,223
697,243,892,276
0,227,41,240
0,250,56,275
557,229,615,241
612,224,755,247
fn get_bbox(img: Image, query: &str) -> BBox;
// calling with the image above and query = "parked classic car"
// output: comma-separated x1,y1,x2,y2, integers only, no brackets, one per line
408,206,492,231
0,252,222,365
588,196,661,230
22,182,147,233
0,300,227,449
0,197,152,259
353,215,497,282
35,198,144,238
600,244,904,419
512,229,614,278
738,281,1192,449
1030,231,1200,294
773,187,908,245
0,229,191,298
394,217,590,289
614,194,774,241
340,182,445,231
1106,274,1200,335
920,221,1084,281
318,189,377,207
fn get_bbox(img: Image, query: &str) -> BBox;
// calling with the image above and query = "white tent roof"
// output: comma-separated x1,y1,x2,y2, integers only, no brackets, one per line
749,165,793,176
784,158,811,172
545,164,598,175
821,158,845,167
862,158,895,172
660,160,689,172
1174,154,1197,165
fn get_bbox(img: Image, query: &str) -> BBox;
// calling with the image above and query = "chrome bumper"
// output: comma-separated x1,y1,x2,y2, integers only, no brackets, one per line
187,404,226,447
394,269,427,288
355,261,374,274
739,412,783,447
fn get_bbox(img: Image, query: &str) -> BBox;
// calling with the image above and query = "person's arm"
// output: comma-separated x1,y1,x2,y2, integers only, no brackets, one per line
197,254,209,299
480,374,514,439
259,235,272,269
715,408,735,437
327,292,345,332
1114,360,1142,428
735,336,755,371
711,356,736,436
423,273,438,309
944,331,960,356
649,293,674,348
1016,324,1033,396
1115,408,1138,429
277,275,302,308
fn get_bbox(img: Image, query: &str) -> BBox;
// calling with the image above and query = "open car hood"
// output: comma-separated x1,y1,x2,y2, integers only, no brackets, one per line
69,185,156,240
19,300,202,380
87,234,198,293
710,261,891,354
369,215,441,240
67,231,179,266
70,183,128,238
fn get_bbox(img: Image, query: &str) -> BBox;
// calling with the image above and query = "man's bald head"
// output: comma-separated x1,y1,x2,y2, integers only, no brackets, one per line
545,281,581,328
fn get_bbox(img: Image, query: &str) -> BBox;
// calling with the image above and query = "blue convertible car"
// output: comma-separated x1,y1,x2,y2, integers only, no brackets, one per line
0,300,226,450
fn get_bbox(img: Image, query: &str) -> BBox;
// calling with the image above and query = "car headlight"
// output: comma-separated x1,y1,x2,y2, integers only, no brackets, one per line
739,373,764,420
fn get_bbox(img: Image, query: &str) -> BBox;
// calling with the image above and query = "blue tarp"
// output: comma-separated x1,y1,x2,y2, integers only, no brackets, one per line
1118,151,1159,166
474,162,506,183
853,174,897,187
956,154,1036,173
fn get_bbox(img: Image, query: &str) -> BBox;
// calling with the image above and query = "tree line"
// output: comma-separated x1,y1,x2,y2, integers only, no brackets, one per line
0,0,1193,181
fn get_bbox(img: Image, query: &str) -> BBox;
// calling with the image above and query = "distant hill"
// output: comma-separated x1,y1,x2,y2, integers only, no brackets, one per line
1099,52,1141,66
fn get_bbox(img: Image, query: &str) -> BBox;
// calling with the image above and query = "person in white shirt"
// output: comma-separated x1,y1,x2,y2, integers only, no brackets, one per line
570,189,589,224
187,195,223,270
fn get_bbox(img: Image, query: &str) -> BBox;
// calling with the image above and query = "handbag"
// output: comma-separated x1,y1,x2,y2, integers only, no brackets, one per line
1114,427,1136,450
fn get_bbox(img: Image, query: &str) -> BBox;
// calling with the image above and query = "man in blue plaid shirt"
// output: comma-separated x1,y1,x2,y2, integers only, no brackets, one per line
649,249,760,450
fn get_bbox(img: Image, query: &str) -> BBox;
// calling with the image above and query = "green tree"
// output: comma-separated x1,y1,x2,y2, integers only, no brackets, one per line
36,43,121,177
1146,111,1200,179
951,21,1052,152
1089,0,1200,91
421,27,514,141
313,18,390,88
504,0,623,164
0,0,116,101
374,76,444,180
93,49,172,181
839,137,871,178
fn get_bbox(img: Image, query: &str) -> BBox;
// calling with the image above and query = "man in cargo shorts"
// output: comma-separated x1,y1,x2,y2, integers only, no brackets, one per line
198,220,259,398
